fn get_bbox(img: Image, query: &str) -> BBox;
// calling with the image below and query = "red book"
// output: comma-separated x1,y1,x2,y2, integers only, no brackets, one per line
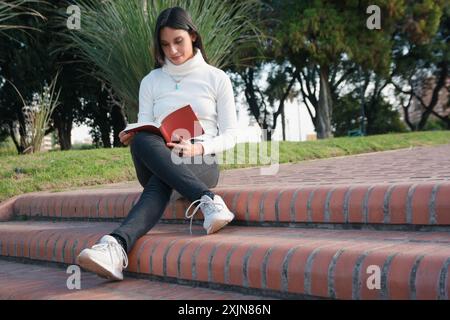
123,104,205,143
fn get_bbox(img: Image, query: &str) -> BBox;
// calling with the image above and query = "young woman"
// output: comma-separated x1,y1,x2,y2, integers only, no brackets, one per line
76,6,238,281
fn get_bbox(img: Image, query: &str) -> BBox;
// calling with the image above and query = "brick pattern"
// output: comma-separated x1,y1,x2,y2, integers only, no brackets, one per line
0,221,449,300
217,144,450,187
11,182,450,227
0,260,268,300
1,145,450,300
5,144,450,226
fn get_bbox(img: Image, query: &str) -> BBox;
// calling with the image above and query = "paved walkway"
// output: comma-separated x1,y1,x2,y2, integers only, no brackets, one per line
218,144,450,186
0,259,271,300
84,144,450,192
0,144,450,300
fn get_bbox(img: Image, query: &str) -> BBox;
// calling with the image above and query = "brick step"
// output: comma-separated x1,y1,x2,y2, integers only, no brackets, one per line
4,182,450,227
0,259,269,300
0,220,449,299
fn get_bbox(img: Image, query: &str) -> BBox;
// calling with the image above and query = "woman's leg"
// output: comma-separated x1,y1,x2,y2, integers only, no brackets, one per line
128,132,214,202
111,131,220,252
111,174,172,253
77,132,222,279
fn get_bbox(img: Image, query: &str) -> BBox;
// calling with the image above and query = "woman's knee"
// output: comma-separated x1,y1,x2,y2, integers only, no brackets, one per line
130,132,163,154
131,132,148,148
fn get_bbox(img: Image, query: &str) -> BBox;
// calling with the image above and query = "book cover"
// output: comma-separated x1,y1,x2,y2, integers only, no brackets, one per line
123,104,204,143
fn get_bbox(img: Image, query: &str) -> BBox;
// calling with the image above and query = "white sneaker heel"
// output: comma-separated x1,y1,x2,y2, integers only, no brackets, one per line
185,194,234,235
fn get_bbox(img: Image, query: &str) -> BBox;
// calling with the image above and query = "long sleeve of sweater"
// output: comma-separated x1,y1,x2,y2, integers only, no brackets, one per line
196,71,238,156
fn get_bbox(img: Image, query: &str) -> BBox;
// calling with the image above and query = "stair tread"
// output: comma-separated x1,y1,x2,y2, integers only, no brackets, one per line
2,144,450,299
2,219,450,242
0,259,269,300
1,220,450,299
8,181,450,226
1,220,449,252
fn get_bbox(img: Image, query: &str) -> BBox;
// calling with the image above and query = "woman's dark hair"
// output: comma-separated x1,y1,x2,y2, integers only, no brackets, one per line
153,6,208,68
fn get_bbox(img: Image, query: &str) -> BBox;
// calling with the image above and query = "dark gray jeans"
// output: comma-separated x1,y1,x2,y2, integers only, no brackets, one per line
111,131,220,253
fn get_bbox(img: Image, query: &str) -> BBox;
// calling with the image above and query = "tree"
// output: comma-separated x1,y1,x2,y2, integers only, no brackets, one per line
62,0,264,123
0,1,127,152
226,1,301,141
270,0,412,139
0,0,46,148
0,1,52,153
231,62,299,141
391,2,449,130
333,91,407,137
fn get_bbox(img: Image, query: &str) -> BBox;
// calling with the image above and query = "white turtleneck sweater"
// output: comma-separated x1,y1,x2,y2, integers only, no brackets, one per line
137,49,238,156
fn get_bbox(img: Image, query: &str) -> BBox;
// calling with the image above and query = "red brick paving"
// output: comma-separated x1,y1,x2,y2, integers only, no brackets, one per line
1,144,450,300
0,221,449,299
0,259,269,300
10,182,450,227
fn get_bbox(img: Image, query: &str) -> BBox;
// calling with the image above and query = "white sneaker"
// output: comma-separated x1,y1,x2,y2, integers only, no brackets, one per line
185,194,235,235
76,235,128,281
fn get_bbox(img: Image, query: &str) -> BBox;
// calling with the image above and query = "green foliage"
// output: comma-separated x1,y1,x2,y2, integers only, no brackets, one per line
71,143,97,150
62,0,263,122
0,137,16,156
391,1,448,130
332,94,363,137
405,0,443,44
333,93,407,137
271,0,407,73
365,101,408,136
9,72,61,153
423,118,448,131
0,0,43,32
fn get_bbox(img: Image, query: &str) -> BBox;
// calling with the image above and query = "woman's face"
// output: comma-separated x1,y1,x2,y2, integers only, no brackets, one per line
160,27,197,65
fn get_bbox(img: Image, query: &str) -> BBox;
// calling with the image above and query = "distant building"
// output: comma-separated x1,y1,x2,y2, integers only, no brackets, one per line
39,135,53,152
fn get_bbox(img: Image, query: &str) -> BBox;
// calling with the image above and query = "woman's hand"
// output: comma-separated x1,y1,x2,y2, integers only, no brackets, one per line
166,134,204,157
119,130,135,146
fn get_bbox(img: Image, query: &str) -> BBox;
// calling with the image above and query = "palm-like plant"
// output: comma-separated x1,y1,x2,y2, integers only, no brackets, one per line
0,0,44,31
62,0,263,122
6,72,60,153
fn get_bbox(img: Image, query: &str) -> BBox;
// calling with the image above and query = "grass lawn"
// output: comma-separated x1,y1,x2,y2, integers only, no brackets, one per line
0,131,449,202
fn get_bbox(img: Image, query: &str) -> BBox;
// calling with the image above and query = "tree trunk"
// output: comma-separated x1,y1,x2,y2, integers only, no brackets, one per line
17,110,28,152
267,129,272,141
53,112,73,150
417,61,448,130
243,67,261,122
281,107,286,141
8,122,23,154
317,66,333,139
57,126,72,150
100,128,112,148
111,104,127,147
261,122,272,141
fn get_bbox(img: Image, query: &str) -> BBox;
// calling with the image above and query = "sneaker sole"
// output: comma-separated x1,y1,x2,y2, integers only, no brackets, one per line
76,254,123,281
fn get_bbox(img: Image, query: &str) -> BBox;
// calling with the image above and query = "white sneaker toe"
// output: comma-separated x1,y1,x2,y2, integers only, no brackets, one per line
76,235,128,281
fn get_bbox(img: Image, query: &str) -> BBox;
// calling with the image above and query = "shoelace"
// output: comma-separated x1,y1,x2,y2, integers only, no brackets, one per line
185,197,224,235
92,241,129,269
